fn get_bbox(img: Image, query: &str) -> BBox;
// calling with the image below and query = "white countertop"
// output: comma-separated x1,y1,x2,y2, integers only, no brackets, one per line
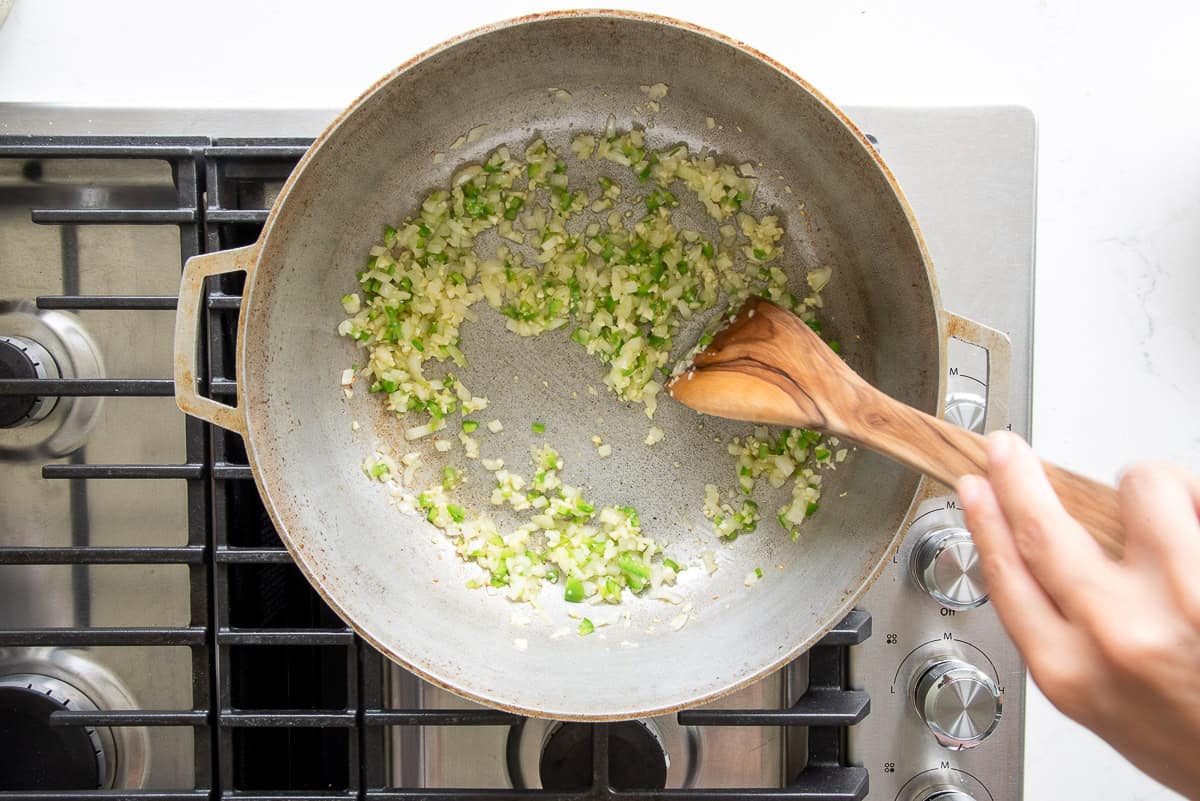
1,1,1196,799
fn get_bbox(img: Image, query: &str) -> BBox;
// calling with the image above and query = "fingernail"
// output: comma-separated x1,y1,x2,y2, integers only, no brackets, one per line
985,431,1011,466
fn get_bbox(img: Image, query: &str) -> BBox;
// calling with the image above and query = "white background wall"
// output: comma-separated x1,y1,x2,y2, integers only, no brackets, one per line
1,1,1196,798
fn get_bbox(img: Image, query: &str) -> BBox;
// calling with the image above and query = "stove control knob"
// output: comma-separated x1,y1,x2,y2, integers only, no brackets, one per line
944,390,986,434
913,660,1003,750
910,526,988,609
912,791,976,801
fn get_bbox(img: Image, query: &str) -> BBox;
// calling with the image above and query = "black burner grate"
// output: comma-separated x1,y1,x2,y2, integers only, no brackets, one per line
0,136,871,801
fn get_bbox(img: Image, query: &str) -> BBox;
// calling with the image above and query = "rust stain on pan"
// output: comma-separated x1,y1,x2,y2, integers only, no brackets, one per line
228,9,948,721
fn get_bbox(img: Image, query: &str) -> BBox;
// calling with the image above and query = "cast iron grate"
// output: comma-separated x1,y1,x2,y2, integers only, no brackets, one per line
0,136,871,801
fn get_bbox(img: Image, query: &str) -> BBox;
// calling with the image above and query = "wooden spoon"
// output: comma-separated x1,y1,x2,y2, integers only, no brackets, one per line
666,296,1124,558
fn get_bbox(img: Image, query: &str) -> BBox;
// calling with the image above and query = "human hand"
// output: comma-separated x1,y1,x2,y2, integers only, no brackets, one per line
956,431,1200,800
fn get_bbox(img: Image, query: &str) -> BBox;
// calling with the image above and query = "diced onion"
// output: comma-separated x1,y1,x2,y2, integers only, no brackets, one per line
335,112,837,622
639,82,669,100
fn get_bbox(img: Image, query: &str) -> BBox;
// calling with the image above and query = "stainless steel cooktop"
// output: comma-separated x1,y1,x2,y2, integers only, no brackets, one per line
0,104,1035,801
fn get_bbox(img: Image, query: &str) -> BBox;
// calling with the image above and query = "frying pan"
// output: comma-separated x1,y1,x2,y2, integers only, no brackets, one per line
173,10,1007,720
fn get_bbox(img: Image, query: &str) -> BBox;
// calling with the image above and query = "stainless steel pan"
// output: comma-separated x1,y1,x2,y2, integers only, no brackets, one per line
173,10,1006,720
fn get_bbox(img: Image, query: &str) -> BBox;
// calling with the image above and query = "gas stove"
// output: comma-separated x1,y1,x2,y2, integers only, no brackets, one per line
0,105,1034,800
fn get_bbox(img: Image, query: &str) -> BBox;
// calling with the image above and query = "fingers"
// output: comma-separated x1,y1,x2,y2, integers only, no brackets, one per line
981,432,1117,623
1117,463,1200,602
956,473,1075,655
965,447,1200,798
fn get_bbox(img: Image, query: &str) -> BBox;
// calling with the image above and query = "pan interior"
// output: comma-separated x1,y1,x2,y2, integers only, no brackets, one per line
240,13,939,718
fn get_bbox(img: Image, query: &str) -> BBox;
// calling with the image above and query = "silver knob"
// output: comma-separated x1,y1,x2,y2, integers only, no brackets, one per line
944,390,986,433
914,660,1003,750
914,791,975,801
901,768,989,801
910,526,988,609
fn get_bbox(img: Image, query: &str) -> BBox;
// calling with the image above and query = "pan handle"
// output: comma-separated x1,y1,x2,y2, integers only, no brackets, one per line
942,311,1124,558
173,244,259,436
943,311,1011,435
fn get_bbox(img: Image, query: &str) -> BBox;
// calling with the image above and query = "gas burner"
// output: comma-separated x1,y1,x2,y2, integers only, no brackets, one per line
0,335,59,426
0,301,103,459
509,716,695,789
0,673,108,789
0,648,148,790
538,722,669,791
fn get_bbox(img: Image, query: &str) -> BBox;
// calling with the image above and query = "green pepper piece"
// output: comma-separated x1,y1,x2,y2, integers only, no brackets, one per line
504,196,525,220
618,551,651,580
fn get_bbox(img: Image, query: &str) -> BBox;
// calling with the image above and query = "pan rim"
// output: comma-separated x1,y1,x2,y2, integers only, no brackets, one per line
234,8,946,721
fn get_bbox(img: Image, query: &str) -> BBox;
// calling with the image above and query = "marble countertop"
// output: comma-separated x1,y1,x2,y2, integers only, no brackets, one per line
0,1,1195,799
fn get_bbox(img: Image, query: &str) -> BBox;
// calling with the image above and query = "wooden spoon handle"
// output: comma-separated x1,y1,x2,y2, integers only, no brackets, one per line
859,393,1124,558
